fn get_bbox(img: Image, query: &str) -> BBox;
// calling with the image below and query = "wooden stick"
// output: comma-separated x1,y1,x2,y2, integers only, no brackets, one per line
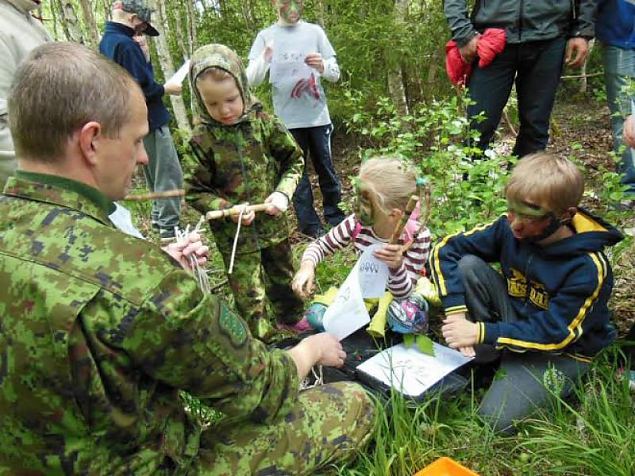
123,189,185,201
205,203,269,221
390,195,418,244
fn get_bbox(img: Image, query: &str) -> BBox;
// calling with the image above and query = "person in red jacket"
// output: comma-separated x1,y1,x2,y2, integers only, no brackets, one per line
444,0,595,158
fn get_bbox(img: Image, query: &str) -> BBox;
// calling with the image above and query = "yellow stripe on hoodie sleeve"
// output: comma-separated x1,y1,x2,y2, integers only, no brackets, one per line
430,222,494,297
497,252,607,351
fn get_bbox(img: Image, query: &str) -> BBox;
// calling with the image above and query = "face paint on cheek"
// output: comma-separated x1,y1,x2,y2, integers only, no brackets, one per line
278,0,303,23
352,177,375,226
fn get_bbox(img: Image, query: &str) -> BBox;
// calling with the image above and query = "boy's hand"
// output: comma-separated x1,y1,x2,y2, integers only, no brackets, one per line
373,244,404,270
304,52,324,73
164,81,182,95
442,313,479,348
264,191,289,216
163,232,209,270
230,203,255,226
292,261,316,298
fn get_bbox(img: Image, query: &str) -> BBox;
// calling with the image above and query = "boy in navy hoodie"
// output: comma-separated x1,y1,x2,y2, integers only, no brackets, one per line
430,153,623,434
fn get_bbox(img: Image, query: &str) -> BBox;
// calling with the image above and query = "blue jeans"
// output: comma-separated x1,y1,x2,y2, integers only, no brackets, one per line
290,125,345,235
457,255,589,434
602,43,635,196
468,38,566,158
143,125,183,232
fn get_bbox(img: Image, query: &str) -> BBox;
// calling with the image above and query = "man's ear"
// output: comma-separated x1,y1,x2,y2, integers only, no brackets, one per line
77,121,102,166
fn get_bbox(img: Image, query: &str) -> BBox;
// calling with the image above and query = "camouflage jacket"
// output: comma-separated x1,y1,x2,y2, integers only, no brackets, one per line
0,173,300,475
185,111,304,255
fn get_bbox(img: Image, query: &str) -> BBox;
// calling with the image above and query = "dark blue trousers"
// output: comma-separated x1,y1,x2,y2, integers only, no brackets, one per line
467,37,567,158
290,125,345,236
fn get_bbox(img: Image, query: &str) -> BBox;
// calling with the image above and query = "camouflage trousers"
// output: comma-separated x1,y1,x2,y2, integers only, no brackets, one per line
191,382,376,475
219,239,304,342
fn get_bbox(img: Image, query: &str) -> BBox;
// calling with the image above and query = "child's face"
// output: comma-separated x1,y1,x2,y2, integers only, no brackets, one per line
274,0,303,24
197,76,244,126
353,178,377,227
506,199,555,241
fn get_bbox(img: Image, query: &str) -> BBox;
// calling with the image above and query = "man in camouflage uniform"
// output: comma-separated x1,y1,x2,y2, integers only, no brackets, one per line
185,44,305,342
0,42,375,475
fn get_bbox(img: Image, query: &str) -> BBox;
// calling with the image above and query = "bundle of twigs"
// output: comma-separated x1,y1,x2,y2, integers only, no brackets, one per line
175,216,210,294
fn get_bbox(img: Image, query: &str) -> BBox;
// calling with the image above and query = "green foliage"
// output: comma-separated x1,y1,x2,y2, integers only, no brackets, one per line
191,0,452,123
343,88,515,237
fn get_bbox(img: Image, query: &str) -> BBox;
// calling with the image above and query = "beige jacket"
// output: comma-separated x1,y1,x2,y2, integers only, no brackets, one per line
0,0,50,184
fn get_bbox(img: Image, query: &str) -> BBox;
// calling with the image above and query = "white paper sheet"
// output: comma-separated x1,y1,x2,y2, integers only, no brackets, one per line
167,59,191,85
357,244,389,299
270,48,313,85
322,259,370,340
356,343,473,397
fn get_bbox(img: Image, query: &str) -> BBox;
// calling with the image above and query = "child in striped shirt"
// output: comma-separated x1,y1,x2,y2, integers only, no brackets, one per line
292,157,431,301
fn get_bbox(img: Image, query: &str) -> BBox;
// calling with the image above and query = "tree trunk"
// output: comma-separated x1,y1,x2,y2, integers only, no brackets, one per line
185,0,197,55
78,0,100,48
171,2,189,59
387,0,409,116
149,0,191,134
60,1,85,43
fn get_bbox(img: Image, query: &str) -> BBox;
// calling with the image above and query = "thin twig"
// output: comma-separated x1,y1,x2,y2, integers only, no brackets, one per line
124,189,185,201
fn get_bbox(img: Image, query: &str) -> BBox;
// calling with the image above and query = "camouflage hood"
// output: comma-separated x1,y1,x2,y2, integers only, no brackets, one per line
189,44,260,126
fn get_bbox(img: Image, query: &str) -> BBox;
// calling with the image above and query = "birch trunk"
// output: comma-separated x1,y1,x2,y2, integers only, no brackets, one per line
185,0,197,55
78,0,100,48
387,0,409,116
148,0,191,134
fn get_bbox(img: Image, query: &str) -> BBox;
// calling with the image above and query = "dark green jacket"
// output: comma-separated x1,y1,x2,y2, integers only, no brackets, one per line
0,173,299,474
444,0,597,46
185,44,304,255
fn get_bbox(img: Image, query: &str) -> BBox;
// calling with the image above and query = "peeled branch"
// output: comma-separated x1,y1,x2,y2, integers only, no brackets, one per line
205,203,269,221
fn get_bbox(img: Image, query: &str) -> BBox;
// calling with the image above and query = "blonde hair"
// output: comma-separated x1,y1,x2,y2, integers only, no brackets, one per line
196,67,233,83
358,157,418,214
505,152,584,214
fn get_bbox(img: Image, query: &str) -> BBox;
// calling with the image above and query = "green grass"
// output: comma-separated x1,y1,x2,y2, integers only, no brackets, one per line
333,351,634,476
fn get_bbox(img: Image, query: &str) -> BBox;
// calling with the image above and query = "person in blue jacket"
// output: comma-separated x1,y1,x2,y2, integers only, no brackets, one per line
99,0,183,240
430,153,622,434
597,0,635,204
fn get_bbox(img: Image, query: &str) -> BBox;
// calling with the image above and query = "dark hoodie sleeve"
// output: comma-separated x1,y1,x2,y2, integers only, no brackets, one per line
429,216,506,314
444,0,479,47
115,42,165,101
265,115,304,200
479,251,610,353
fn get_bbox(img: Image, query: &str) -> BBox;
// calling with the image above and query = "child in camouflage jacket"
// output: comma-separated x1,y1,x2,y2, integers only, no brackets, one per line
185,44,305,342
